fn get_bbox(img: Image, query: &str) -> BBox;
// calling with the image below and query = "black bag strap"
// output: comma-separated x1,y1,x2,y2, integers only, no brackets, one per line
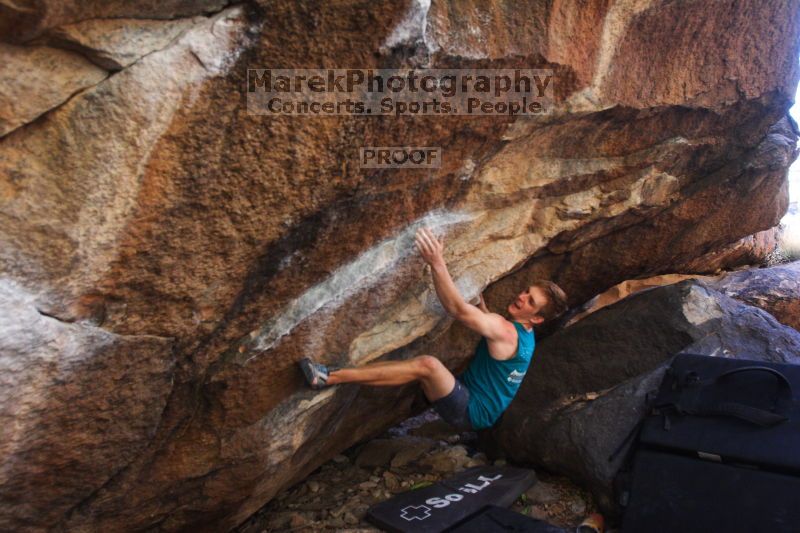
716,366,793,395
696,401,787,427
676,365,793,427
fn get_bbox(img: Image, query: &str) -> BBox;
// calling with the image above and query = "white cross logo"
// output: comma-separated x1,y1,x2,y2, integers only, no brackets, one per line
400,504,432,521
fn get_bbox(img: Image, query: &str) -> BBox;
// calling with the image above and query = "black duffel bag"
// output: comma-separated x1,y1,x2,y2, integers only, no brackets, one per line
640,352,800,469
621,352,800,532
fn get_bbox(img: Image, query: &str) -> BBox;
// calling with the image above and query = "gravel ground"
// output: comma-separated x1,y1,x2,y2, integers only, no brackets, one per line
236,409,603,532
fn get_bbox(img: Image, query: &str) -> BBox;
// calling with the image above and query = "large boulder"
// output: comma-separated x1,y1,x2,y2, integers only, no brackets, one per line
1,1,799,531
708,260,800,331
489,279,800,512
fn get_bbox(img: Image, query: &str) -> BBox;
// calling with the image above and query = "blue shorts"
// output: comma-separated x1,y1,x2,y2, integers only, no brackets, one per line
431,378,473,431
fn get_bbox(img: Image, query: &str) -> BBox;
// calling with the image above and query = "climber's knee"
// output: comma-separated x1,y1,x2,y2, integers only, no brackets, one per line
413,355,456,401
413,355,444,378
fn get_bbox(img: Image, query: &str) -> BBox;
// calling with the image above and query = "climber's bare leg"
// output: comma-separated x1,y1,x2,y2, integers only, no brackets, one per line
327,356,456,402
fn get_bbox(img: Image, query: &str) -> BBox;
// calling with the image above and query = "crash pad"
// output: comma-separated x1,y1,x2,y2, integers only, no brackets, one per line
365,465,537,533
450,505,567,532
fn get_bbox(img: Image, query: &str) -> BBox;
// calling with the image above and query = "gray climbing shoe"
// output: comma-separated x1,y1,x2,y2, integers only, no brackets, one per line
299,357,334,390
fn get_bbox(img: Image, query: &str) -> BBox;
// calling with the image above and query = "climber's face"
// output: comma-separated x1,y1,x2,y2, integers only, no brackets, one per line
507,285,547,326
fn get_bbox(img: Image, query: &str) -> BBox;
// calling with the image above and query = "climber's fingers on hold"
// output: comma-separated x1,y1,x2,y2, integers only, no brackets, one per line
415,230,431,253
418,227,438,251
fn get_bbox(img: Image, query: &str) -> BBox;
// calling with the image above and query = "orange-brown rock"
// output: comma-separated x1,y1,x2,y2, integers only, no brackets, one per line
0,43,107,136
1,1,799,531
0,0,227,43
678,227,781,273
38,17,198,70
0,280,175,530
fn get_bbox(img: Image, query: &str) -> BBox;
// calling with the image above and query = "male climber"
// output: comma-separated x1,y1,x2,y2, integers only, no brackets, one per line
299,227,568,430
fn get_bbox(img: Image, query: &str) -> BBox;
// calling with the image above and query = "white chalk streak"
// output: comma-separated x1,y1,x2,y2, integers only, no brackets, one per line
246,210,474,359
382,0,436,53
297,387,337,412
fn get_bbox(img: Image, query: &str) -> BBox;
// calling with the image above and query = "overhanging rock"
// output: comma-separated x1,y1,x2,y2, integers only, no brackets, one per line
1,1,799,530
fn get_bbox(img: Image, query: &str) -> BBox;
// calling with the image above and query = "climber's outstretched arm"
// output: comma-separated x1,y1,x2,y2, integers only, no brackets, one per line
415,228,515,343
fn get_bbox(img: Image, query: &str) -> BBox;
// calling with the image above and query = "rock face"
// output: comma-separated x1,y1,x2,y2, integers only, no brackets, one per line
38,17,199,71
1,1,799,531
0,43,107,136
561,261,800,331
489,279,800,513
0,280,175,531
679,227,781,273
710,261,800,331
0,0,227,43
562,273,716,327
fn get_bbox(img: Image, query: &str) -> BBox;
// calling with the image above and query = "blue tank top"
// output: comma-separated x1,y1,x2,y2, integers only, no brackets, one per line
460,322,535,429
